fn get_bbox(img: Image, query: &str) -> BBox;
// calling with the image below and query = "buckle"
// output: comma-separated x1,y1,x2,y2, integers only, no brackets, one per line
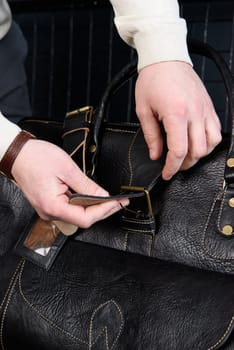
66,106,94,123
120,185,153,217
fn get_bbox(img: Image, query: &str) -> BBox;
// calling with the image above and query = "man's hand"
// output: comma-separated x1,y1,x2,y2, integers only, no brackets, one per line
135,61,222,180
12,139,129,227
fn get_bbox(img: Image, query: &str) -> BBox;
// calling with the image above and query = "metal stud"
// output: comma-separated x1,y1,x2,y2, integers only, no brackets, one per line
227,158,234,167
229,198,234,207
89,144,97,153
221,225,233,236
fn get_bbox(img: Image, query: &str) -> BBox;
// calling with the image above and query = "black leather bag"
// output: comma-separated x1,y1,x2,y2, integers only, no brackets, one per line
2,39,234,350
18,38,234,275
1,177,234,350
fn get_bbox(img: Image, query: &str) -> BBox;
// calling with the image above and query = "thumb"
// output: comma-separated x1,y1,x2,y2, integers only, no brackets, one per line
62,160,109,196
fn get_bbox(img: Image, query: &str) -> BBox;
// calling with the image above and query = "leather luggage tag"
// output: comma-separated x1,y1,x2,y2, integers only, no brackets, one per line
14,192,143,270
55,192,137,235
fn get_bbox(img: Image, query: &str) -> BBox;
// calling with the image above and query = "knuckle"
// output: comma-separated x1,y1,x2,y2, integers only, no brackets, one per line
190,146,207,160
211,132,222,146
38,201,57,219
172,148,187,160
135,105,148,118
65,161,78,177
167,103,188,121
78,218,92,229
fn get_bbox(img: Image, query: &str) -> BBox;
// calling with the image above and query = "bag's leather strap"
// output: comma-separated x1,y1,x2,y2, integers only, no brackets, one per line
62,39,234,238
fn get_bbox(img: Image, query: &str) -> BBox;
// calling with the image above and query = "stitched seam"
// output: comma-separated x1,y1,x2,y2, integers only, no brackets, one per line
69,140,85,157
123,232,128,251
128,128,140,186
0,261,22,312
83,129,89,174
208,316,234,350
89,300,124,350
18,261,88,345
122,217,154,224
0,260,23,350
62,127,89,138
201,190,234,261
89,326,108,350
105,128,136,134
148,174,162,191
20,119,62,125
126,126,162,194
217,186,227,231
122,227,154,234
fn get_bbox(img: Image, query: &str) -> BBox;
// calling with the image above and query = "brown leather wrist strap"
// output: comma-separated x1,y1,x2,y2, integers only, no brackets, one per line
0,130,36,179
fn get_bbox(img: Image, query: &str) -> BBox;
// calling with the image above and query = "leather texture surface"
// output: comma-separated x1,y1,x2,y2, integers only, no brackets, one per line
2,39,234,349
16,40,234,275
2,238,234,350
61,39,234,275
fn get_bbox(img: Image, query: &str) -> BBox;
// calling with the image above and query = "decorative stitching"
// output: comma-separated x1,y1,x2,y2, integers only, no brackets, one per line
105,128,136,134
208,316,234,350
127,128,140,186
217,186,227,232
17,261,88,346
69,140,86,157
81,128,89,174
122,217,155,224
89,300,124,350
202,189,234,261
123,232,128,251
0,260,22,312
121,226,154,234
0,260,24,350
62,127,89,138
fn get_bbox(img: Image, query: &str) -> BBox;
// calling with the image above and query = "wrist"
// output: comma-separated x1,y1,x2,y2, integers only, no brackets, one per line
0,130,36,180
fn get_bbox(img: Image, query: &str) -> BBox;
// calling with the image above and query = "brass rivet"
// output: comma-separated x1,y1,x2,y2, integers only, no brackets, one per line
229,198,234,207
227,158,234,167
222,225,233,236
89,144,96,153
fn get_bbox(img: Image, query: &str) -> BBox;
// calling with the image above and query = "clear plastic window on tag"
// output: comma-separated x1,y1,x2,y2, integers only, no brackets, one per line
14,214,68,270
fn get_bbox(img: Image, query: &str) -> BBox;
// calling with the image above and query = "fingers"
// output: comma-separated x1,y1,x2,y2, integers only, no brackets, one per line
46,193,129,230
41,157,130,227
162,111,222,179
135,107,163,160
137,107,222,181
12,140,129,228
59,160,109,197
204,109,222,154
161,114,188,180
135,61,223,181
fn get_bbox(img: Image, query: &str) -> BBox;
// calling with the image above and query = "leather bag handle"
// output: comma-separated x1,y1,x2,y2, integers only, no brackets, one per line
92,38,234,185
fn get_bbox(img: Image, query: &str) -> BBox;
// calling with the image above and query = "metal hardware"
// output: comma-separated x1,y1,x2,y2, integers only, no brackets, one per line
66,106,94,123
120,185,153,217
227,158,234,167
229,198,234,207
221,225,233,236
89,144,97,153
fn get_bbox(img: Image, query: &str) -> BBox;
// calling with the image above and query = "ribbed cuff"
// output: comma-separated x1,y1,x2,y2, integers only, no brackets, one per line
114,16,192,71
134,19,192,70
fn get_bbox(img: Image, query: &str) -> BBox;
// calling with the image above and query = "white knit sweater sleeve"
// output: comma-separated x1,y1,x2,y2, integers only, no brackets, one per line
0,0,192,161
109,0,192,70
0,0,11,39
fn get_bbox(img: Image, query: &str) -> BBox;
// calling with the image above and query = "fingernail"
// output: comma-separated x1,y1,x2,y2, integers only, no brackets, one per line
119,198,130,207
95,188,109,197
149,149,157,160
